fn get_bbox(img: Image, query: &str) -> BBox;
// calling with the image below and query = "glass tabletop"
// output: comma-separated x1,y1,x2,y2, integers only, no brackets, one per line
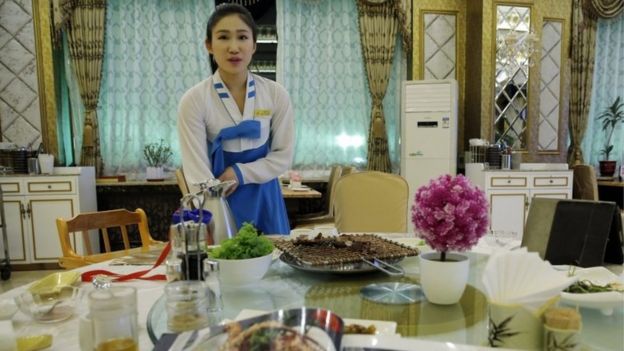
147,253,624,349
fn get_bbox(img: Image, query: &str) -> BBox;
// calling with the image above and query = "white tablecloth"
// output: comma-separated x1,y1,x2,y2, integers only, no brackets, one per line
0,262,167,351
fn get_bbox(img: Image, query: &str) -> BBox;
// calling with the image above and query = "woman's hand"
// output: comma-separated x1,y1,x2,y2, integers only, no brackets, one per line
218,167,239,196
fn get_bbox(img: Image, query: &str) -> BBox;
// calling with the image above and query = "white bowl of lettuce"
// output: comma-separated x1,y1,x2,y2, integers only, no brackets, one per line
208,223,274,286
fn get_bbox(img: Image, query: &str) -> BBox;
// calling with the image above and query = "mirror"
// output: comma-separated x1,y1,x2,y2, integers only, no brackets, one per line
494,5,534,150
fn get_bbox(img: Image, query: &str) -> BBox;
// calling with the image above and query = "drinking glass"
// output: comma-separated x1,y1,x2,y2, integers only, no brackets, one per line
165,281,210,332
89,286,138,351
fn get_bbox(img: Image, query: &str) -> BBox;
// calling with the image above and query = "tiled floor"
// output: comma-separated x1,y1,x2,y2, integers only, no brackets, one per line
0,269,63,294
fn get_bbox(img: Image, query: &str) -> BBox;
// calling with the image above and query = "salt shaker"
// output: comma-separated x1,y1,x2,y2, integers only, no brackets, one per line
202,259,223,326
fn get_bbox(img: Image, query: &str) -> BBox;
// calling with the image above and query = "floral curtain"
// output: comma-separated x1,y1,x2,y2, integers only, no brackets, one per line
97,0,214,176
276,0,402,176
581,11,624,167
357,0,400,172
62,0,107,173
568,0,597,165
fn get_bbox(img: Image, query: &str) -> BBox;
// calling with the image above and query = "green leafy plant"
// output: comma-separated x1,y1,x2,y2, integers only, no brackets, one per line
597,96,624,160
208,222,274,259
143,139,173,167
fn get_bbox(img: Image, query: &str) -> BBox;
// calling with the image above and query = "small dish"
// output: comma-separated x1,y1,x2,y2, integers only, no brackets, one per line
16,286,81,323
28,271,80,297
0,299,18,320
560,266,624,315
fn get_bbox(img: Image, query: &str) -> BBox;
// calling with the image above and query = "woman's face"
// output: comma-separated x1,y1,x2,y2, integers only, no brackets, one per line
206,14,256,78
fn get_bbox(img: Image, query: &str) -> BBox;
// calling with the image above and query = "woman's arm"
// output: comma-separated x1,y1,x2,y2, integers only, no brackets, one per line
233,82,295,185
178,87,216,192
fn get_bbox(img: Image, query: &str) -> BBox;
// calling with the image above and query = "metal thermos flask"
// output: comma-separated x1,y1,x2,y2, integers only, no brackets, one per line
199,180,238,245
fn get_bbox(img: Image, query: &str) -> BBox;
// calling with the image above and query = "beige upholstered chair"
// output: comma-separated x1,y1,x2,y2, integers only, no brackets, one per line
572,164,599,201
56,208,161,269
333,171,409,233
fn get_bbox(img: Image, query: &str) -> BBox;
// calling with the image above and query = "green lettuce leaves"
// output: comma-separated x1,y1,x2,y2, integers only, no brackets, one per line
209,222,274,259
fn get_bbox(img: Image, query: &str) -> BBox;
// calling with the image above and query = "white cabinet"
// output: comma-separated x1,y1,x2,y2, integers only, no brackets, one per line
467,169,573,239
0,167,96,265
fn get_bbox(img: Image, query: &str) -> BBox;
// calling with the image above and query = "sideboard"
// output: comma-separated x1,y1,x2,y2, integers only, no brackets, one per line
0,167,96,267
466,168,573,239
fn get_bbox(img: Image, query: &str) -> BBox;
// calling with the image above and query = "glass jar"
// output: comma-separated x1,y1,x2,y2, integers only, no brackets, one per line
88,286,138,351
165,281,210,332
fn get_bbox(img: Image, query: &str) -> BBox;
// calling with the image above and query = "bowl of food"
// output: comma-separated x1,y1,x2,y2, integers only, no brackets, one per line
188,308,343,350
208,223,275,286
15,286,80,323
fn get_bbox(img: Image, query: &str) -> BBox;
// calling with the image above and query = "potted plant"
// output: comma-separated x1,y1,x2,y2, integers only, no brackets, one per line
411,174,489,305
143,139,173,180
597,96,624,177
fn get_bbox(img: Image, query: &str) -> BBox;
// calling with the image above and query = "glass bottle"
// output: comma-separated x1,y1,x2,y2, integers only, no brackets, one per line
202,259,223,326
89,286,138,351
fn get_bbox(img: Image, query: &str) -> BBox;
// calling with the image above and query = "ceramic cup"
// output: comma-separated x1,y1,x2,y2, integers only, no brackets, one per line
544,325,582,351
488,302,543,349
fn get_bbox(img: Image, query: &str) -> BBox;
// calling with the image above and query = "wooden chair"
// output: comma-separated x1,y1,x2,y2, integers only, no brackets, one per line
56,208,161,269
572,164,599,201
176,168,190,195
333,171,409,233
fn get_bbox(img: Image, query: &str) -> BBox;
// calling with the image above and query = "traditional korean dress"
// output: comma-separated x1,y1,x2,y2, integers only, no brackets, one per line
178,71,294,234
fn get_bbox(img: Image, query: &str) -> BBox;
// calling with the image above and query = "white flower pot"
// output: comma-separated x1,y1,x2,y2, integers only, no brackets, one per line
146,166,164,180
419,252,469,305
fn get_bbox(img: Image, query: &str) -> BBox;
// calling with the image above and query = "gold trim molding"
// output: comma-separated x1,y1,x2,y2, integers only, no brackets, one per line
33,0,58,158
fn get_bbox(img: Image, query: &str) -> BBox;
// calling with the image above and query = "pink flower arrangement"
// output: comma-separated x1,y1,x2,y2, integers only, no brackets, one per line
411,174,489,258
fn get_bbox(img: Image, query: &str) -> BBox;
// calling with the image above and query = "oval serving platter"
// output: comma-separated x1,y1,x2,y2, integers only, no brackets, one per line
279,253,403,275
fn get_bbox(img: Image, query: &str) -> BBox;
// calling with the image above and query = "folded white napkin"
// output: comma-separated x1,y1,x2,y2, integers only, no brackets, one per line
482,249,577,312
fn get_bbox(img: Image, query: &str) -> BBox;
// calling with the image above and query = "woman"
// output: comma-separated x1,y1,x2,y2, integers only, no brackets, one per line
178,4,294,235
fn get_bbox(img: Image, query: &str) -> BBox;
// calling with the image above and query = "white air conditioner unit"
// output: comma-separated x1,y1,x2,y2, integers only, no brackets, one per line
400,79,458,231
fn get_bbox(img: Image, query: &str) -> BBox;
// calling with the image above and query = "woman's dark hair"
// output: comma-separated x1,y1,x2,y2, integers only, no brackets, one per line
206,3,258,43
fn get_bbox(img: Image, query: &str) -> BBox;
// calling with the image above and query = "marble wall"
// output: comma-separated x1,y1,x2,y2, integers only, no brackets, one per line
0,0,42,149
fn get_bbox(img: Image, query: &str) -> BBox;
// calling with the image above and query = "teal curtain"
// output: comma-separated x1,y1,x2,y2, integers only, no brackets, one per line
64,36,85,165
97,0,214,175
582,12,624,168
276,0,402,175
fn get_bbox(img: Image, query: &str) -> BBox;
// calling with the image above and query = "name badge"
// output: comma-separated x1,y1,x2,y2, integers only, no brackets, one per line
254,109,272,118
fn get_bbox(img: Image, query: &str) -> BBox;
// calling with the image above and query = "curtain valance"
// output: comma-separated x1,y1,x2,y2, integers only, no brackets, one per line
589,0,624,18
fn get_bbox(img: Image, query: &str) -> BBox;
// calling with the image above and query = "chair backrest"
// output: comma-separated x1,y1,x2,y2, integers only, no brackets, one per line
572,164,598,201
522,197,559,258
56,208,158,269
334,171,409,233
176,168,190,195
523,198,623,266
325,165,343,216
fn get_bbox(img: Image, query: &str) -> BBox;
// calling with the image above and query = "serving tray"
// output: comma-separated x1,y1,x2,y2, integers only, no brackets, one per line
274,234,419,266
279,252,404,275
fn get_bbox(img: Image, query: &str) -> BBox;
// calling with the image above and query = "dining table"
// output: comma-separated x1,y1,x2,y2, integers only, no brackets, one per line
280,185,322,199
1,235,623,350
